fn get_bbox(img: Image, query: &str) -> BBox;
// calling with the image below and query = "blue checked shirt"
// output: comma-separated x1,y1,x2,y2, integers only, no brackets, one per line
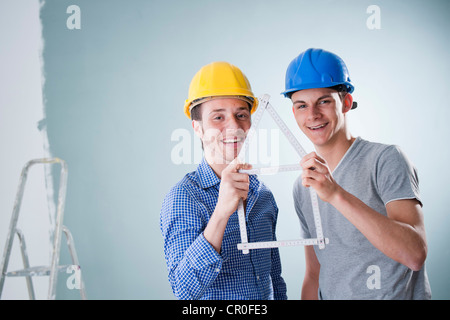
160,158,287,300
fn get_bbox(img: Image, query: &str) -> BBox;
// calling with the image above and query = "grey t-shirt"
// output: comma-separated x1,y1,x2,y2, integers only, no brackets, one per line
293,137,431,299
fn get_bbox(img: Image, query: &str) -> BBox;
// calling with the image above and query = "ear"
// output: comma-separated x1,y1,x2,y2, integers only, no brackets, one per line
192,120,203,139
342,93,353,114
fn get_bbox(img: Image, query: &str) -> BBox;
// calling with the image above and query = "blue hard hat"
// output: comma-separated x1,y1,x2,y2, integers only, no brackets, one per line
281,48,354,98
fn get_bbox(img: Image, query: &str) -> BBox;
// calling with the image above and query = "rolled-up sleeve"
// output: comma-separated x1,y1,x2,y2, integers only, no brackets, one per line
160,185,223,300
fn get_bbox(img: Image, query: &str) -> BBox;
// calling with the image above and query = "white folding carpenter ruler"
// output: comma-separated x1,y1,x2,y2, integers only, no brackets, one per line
236,94,328,254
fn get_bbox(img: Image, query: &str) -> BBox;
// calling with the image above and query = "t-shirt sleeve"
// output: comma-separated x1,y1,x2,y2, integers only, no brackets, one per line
376,145,422,207
293,176,312,238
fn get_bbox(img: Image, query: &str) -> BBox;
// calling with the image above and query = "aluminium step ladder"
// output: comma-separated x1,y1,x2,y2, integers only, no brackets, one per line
0,158,86,300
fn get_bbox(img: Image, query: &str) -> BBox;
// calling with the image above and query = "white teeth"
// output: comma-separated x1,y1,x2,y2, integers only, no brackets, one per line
310,123,326,130
223,138,242,143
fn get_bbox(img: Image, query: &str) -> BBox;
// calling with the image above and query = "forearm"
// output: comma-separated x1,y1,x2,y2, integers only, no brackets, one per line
203,208,230,253
302,246,320,300
329,187,427,270
301,276,319,300
204,160,250,253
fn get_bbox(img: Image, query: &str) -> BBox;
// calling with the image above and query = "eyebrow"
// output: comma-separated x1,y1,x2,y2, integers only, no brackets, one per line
208,107,249,115
209,108,226,114
293,94,333,104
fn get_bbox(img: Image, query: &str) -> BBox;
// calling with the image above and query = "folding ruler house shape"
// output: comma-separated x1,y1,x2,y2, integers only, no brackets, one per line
236,94,329,254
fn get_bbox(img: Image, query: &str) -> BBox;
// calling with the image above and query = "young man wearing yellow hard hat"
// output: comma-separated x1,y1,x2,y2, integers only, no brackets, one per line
283,48,431,299
160,62,287,300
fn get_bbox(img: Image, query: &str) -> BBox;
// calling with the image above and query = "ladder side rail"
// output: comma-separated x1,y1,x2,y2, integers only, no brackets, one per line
0,160,33,297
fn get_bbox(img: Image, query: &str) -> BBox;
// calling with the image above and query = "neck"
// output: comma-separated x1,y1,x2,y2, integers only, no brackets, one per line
209,162,228,179
315,130,355,172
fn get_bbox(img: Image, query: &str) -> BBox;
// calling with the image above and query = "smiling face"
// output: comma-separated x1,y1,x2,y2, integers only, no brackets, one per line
192,97,252,168
291,87,352,149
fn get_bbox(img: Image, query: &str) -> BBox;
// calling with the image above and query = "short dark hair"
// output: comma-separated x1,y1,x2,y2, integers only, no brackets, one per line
190,104,202,121
329,84,349,100
330,84,357,109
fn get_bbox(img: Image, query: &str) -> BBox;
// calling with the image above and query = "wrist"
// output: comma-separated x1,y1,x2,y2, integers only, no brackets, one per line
213,199,236,220
328,185,346,207
211,206,231,224
204,209,230,253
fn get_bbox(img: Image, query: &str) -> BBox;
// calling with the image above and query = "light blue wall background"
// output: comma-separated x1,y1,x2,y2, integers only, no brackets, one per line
39,0,450,299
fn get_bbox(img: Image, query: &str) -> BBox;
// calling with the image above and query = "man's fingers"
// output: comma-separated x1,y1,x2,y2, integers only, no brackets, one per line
301,152,326,165
227,172,249,182
236,162,252,171
233,181,250,192
226,160,252,173
300,151,318,163
301,157,327,173
302,176,311,188
303,167,324,180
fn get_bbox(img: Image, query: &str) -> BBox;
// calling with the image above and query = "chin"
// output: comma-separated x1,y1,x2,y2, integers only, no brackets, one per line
224,153,238,163
223,146,240,160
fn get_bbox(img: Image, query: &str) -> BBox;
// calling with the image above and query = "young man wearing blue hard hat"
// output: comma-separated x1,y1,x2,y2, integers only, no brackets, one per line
282,48,431,299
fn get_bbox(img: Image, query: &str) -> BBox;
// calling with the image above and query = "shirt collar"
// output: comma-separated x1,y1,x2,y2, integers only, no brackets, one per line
196,158,221,189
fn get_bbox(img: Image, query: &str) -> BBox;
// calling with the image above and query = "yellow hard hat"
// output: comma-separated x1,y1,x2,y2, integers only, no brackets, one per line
184,61,258,118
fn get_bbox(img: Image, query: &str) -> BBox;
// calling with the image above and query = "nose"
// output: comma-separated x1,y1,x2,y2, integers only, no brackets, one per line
226,115,241,129
223,116,247,138
306,105,321,121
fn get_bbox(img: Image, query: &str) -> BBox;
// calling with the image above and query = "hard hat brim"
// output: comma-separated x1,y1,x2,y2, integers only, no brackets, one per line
184,95,258,118
281,82,354,98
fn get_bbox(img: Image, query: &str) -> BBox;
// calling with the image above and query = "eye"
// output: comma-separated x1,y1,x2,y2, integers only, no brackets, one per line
319,100,330,105
236,113,249,119
294,104,307,110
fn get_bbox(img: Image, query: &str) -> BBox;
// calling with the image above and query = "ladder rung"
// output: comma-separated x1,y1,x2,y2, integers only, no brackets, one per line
4,265,77,277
